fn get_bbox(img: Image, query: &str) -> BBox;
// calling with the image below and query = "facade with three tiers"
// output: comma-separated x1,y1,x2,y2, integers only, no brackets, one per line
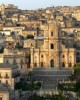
30,21,75,69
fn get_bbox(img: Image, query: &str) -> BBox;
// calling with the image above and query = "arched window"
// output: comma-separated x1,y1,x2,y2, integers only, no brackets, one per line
34,63,37,67
51,31,53,36
69,63,72,67
41,62,44,67
6,80,8,85
5,73,8,78
62,55,65,58
50,43,54,49
31,43,33,47
41,55,43,58
62,62,65,67
50,59,54,67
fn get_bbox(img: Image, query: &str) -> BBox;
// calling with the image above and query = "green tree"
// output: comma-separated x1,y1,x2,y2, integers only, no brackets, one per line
74,64,80,72
0,47,4,53
27,35,34,39
76,80,80,91
74,63,80,80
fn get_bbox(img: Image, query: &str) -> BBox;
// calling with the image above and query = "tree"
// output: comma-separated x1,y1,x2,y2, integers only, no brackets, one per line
16,42,23,49
0,47,4,53
74,64,80,72
26,35,34,39
76,80,80,91
28,93,69,100
74,64,80,80
76,80,80,97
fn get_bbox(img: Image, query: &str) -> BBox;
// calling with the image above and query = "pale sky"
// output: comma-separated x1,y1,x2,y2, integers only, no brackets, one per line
0,0,80,10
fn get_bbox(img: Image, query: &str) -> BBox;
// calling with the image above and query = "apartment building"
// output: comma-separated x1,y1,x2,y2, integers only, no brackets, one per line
0,63,20,90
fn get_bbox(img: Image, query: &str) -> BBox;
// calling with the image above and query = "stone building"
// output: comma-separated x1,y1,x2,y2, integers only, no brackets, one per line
0,63,20,90
30,21,75,69
0,48,27,73
0,84,10,100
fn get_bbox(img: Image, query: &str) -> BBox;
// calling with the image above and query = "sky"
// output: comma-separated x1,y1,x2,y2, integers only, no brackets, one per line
0,0,80,10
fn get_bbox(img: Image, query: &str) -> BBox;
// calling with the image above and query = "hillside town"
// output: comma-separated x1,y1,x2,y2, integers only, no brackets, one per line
0,4,80,100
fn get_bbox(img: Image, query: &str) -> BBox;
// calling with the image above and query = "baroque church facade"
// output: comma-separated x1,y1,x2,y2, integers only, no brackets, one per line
30,21,75,69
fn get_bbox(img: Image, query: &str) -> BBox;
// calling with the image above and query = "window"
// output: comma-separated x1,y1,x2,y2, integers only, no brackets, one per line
31,43,33,47
41,62,44,67
6,80,8,84
0,97,2,100
69,63,72,67
34,32,35,35
51,31,53,36
21,65,22,69
50,43,54,49
62,62,65,67
34,63,37,67
0,73,1,78
6,73,8,77
50,59,54,67
77,57,79,60
41,55,43,58
5,74,9,78
77,52,79,55
62,55,65,58
76,57,80,63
